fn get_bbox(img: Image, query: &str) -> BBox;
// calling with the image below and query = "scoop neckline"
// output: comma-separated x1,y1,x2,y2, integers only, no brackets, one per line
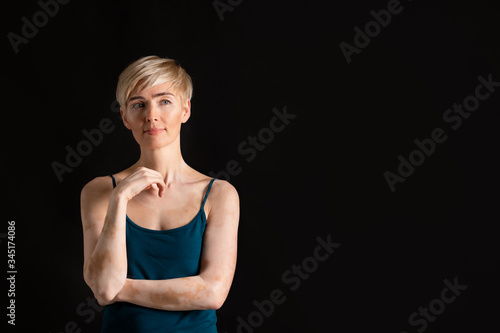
125,209,206,233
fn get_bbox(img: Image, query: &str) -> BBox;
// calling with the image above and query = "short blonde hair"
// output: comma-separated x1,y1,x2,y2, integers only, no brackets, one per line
116,55,193,108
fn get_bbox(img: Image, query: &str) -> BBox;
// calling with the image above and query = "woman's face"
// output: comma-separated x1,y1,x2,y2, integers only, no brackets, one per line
120,82,190,149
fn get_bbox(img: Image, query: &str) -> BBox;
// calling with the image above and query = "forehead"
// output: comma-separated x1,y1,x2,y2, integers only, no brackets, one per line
129,81,179,99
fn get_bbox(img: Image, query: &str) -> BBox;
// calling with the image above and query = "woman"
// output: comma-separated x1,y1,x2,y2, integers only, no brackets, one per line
80,55,240,332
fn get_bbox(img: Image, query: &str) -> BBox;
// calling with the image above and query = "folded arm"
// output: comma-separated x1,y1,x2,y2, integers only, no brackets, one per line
115,180,240,310
81,168,166,305
81,179,128,304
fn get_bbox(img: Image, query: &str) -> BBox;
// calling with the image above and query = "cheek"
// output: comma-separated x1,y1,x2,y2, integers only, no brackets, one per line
125,113,143,128
164,111,184,127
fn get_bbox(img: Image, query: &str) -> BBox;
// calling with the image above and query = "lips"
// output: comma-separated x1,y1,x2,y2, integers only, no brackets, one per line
144,128,165,135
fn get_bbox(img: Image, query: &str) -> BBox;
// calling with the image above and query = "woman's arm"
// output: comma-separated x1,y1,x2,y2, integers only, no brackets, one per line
81,181,128,305
81,168,165,305
115,180,240,310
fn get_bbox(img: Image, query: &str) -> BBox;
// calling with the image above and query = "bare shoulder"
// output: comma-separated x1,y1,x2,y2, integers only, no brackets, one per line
81,176,115,225
210,178,238,198
81,176,114,201
206,179,239,213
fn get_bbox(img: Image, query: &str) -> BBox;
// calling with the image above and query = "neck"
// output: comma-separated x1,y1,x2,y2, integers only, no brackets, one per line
134,138,186,185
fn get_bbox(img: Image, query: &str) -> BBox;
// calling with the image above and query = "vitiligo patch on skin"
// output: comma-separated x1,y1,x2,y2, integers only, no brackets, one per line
135,278,207,310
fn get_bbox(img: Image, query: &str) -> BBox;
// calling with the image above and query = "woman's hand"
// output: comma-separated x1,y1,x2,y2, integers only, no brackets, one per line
114,167,166,201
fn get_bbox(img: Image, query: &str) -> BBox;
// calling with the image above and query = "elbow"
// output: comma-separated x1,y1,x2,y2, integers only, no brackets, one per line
90,282,124,306
212,298,225,311
94,289,118,306
198,274,231,310
205,283,228,310
206,296,224,310
83,265,122,306
84,278,117,306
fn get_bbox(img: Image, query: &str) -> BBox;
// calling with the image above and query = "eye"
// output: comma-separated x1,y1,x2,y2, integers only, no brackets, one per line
131,102,144,109
160,100,171,105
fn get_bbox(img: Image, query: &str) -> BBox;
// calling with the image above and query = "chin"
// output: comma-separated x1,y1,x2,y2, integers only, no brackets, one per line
139,137,176,149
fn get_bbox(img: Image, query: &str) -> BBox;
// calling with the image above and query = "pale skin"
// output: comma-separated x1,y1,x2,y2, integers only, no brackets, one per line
81,81,240,311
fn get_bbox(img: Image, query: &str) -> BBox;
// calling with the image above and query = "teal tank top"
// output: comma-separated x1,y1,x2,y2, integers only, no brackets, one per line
101,175,218,333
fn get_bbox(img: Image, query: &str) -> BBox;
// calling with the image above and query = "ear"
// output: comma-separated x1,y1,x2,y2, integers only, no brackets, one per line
120,108,132,130
181,100,191,124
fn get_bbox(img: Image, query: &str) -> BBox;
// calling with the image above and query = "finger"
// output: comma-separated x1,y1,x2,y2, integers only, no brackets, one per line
158,183,165,198
152,179,165,198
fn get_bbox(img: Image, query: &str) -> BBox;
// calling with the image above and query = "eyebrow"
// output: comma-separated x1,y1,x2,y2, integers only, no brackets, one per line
128,92,175,102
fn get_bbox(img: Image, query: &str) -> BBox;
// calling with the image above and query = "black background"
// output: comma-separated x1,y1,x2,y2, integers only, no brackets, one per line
3,0,499,332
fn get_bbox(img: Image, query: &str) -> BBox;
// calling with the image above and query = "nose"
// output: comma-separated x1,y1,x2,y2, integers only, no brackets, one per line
146,104,159,122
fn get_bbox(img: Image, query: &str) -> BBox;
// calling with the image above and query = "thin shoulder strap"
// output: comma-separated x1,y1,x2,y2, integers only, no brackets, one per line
109,174,117,188
201,178,217,210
